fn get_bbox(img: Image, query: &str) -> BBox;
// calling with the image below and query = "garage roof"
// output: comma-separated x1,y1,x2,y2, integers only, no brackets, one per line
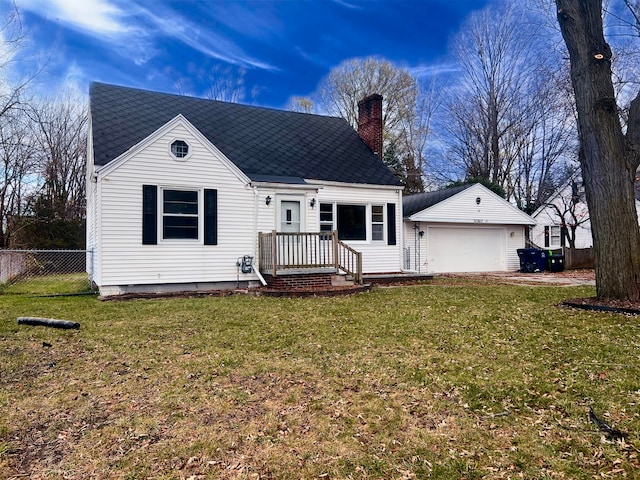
404,183,535,225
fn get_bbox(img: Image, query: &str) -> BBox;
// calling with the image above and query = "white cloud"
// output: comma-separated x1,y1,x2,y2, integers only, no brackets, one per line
330,0,363,10
17,0,128,35
408,62,460,80
15,0,277,71
60,61,85,90
136,5,277,71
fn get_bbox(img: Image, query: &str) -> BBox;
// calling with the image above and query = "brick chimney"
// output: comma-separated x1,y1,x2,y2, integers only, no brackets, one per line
357,93,383,158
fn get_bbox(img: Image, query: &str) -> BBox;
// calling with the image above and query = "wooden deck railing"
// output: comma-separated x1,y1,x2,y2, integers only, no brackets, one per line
258,230,362,284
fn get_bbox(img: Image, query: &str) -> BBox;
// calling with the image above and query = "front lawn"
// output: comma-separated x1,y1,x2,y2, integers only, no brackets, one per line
1,280,638,479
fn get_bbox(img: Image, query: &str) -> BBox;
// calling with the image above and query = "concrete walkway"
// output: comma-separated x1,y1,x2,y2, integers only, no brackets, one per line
440,270,596,287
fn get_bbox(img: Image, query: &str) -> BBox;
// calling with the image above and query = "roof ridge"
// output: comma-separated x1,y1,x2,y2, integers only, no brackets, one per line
90,82,340,121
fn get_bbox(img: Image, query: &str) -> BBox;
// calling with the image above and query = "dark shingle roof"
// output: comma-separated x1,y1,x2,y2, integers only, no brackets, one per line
90,83,401,186
402,184,473,217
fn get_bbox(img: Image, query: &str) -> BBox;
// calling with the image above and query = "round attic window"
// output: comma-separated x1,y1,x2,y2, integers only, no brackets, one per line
170,140,189,159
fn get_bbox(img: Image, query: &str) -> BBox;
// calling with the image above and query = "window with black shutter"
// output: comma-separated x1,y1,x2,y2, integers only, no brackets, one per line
142,186,218,244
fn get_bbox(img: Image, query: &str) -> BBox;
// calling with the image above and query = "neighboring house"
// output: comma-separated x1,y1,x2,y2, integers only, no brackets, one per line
403,184,535,273
532,174,640,249
87,84,403,295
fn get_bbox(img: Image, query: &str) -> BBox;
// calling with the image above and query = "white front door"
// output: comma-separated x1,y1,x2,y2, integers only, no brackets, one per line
280,200,301,233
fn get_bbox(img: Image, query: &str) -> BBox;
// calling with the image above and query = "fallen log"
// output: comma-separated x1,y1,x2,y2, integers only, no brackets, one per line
17,317,80,330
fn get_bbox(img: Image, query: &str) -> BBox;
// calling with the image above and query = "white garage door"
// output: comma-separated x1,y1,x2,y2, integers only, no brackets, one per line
427,227,506,273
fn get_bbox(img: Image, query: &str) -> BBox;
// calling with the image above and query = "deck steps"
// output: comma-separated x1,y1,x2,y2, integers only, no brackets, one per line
331,274,355,287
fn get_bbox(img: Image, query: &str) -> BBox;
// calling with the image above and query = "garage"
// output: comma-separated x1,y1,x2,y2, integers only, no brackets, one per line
427,226,506,273
402,183,536,274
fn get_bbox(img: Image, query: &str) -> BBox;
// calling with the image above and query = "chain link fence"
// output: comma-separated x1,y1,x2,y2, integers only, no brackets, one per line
0,249,95,295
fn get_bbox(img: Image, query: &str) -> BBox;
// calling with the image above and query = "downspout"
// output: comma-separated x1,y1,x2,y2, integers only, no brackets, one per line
414,222,421,272
91,172,99,285
253,263,267,286
397,189,404,272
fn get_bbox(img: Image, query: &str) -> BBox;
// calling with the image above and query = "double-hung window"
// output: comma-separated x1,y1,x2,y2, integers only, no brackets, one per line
163,189,199,239
142,185,218,245
319,203,334,232
371,205,384,241
544,225,562,247
549,225,561,246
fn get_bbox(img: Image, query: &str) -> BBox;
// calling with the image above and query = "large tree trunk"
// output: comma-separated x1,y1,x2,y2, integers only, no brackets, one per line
556,0,640,300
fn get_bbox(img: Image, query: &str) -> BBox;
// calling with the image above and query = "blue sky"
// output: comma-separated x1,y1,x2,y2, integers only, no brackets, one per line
7,0,491,108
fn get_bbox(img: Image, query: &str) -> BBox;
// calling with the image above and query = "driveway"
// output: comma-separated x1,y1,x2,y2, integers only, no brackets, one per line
439,269,596,286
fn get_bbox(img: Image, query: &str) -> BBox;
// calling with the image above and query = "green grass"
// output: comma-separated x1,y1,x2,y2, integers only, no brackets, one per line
1,280,639,479
1,272,94,295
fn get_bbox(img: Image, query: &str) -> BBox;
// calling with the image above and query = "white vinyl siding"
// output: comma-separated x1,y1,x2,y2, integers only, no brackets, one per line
314,183,403,274
97,122,255,287
403,185,532,273
409,184,533,226
532,177,640,249
91,116,405,290
531,186,593,249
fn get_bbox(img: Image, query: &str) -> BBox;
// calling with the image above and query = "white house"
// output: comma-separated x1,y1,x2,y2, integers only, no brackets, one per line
87,84,404,295
531,174,640,249
403,184,535,273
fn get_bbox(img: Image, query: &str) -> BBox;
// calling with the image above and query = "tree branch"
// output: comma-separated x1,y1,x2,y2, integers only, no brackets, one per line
626,91,640,170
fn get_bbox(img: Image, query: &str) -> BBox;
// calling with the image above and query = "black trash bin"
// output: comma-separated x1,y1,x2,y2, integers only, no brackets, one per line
547,251,565,272
517,248,547,273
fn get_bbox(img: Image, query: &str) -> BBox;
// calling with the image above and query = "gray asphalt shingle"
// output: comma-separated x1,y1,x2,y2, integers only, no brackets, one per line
90,83,401,187
402,184,473,217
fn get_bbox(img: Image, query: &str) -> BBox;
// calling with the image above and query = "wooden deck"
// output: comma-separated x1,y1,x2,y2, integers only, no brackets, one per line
258,230,363,284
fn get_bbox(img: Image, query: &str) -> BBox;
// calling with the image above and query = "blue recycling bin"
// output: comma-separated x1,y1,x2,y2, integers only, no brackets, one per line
517,248,547,273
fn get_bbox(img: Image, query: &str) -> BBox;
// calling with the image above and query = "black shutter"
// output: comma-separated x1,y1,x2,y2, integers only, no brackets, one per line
544,226,550,248
204,189,218,245
387,203,396,245
142,185,157,245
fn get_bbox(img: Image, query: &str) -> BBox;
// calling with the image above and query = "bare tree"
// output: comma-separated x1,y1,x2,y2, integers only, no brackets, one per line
447,2,531,186
27,93,87,221
317,57,429,190
556,0,640,300
173,64,252,103
392,82,439,193
0,4,32,119
438,1,576,209
286,96,315,114
318,57,419,133
0,3,45,247
201,65,248,103
542,170,591,248
509,61,578,213
0,109,37,247
623,0,640,33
